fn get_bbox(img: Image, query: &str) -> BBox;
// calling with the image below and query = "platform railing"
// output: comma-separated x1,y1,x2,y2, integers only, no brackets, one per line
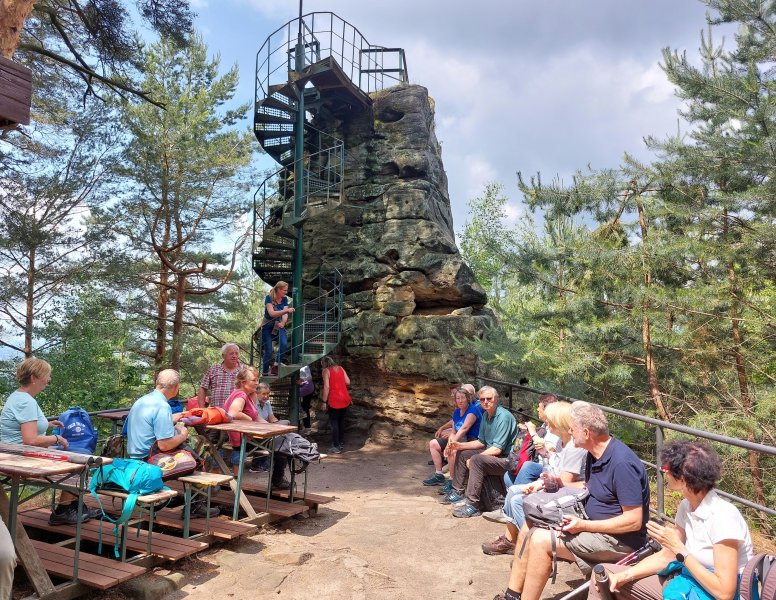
476,375,776,526
255,11,409,104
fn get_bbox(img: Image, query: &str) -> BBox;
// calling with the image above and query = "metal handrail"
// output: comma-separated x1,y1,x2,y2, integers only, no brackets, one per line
255,11,408,106
476,375,776,521
252,132,344,245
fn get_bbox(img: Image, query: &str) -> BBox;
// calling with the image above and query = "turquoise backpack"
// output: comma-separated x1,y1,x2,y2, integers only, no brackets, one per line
89,458,168,556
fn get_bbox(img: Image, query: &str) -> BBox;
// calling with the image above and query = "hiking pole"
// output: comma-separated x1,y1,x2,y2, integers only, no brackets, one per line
555,538,662,600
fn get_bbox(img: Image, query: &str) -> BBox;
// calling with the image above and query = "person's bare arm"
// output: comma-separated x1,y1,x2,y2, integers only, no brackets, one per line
21,421,66,448
156,423,190,451
227,396,251,421
562,505,643,535
341,368,350,386
197,386,207,407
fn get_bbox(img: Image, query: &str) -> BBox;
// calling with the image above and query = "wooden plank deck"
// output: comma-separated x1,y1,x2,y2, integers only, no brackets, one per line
19,508,207,561
165,480,307,519
31,540,146,590
151,507,257,539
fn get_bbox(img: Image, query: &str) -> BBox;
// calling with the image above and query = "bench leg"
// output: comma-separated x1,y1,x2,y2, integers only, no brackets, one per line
183,484,191,538
147,504,155,555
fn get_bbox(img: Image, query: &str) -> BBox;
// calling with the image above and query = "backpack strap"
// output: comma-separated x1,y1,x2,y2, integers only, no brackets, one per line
762,556,776,600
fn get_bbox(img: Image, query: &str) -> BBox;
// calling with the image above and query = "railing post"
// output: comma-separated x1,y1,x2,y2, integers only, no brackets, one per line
656,425,664,518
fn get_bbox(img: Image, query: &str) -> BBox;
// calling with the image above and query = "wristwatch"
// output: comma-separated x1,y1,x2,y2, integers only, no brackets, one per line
675,552,686,563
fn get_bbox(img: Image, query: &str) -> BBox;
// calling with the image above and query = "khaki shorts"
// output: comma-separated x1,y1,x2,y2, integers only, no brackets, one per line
561,531,635,575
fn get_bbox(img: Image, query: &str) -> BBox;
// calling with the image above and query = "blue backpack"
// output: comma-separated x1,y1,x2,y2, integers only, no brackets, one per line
54,406,98,454
89,458,167,556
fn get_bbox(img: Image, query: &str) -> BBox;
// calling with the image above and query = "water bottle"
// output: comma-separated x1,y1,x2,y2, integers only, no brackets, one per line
593,565,615,600
541,458,559,493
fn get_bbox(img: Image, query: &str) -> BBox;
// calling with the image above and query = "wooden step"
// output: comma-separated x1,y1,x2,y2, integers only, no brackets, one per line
237,479,334,507
19,508,207,562
165,480,307,519
151,507,257,540
31,539,146,590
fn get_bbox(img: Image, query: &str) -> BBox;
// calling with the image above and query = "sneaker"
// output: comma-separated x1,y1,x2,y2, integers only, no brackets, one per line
452,503,482,518
439,489,465,505
422,472,446,486
273,479,293,491
48,503,89,525
482,507,511,524
438,479,454,495
328,446,342,454
482,534,516,555
249,458,269,472
186,502,219,519
85,506,104,520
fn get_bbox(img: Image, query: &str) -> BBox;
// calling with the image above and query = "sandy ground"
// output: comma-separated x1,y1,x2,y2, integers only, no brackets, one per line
111,440,588,600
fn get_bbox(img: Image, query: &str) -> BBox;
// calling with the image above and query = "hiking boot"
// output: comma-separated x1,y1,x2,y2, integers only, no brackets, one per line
273,479,293,491
452,503,481,518
186,502,219,519
438,479,453,495
422,472,446,486
439,489,465,505
482,535,516,555
48,503,89,525
482,507,511,524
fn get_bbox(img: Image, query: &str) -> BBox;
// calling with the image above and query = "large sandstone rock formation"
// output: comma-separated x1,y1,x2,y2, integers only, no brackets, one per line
303,83,495,432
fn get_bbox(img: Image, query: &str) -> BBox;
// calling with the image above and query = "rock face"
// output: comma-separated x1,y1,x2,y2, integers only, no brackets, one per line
303,84,495,431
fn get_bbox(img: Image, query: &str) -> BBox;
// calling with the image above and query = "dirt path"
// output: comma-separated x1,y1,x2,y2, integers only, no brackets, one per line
105,441,585,600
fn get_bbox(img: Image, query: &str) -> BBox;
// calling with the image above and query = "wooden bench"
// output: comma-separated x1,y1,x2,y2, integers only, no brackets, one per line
236,478,334,513
19,507,207,562
31,539,146,590
165,479,308,520
91,487,178,559
178,472,233,537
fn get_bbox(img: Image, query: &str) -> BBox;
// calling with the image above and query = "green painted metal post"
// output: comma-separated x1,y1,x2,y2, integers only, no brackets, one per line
289,15,305,427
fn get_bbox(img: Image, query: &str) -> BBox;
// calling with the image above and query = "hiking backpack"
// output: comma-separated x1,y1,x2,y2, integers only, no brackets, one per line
89,458,167,557
179,406,232,432
272,433,320,472
519,487,590,583
55,406,98,454
741,553,776,600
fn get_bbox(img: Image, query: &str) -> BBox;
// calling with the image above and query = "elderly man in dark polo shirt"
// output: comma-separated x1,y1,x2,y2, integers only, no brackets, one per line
494,401,649,600
441,386,518,518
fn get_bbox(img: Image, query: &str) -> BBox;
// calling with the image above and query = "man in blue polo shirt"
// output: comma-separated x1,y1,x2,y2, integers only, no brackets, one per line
443,386,518,518
495,401,649,600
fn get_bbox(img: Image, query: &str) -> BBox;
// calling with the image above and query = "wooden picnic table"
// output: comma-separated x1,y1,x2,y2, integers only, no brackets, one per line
204,422,296,520
92,409,131,435
0,444,111,597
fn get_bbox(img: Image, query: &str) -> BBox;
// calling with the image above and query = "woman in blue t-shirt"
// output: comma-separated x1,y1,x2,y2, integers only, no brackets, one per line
0,358,100,525
261,281,295,376
423,387,484,487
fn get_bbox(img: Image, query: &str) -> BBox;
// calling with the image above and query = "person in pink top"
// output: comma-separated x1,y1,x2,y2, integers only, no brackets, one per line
320,356,351,454
224,367,290,488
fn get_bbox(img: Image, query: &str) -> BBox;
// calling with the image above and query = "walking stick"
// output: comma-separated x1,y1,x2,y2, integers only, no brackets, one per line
555,539,662,600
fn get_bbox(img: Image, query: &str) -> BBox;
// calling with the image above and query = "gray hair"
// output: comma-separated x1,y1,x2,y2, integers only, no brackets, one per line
221,342,239,356
570,401,609,436
257,382,271,394
156,369,180,389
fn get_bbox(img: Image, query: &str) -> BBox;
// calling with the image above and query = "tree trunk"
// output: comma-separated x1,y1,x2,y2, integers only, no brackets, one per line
24,244,34,357
0,0,35,58
728,263,770,534
637,198,670,421
154,264,169,369
170,273,186,371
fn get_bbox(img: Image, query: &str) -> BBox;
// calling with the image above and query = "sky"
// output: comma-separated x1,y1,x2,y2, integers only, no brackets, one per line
191,0,720,234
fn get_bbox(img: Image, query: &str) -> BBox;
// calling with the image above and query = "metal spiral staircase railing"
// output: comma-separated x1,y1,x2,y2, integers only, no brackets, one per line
250,11,408,416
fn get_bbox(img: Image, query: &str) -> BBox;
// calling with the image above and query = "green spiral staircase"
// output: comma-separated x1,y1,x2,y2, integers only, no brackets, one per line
249,11,408,420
